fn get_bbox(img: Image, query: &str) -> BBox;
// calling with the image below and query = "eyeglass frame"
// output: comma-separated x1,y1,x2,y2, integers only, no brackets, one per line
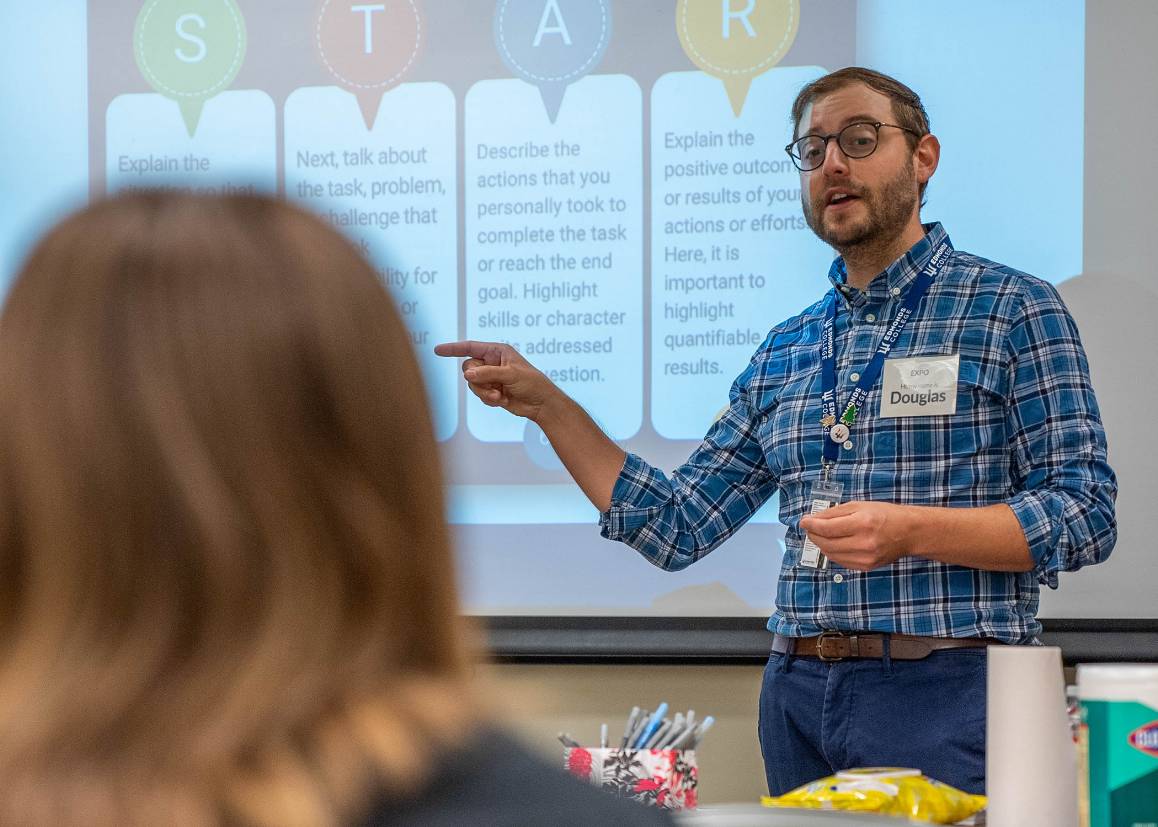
784,121,922,171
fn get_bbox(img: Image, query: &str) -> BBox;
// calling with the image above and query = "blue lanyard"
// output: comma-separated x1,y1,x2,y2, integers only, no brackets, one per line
820,241,952,471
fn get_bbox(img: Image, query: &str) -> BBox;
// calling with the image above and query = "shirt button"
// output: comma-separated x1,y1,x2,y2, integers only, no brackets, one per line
849,372,861,382
842,440,853,450
891,287,901,297
833,573,844,583
864,313,877,323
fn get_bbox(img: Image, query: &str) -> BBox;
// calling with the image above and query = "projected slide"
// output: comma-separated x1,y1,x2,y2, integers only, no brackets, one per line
2,0,1086,614
465,74,644,445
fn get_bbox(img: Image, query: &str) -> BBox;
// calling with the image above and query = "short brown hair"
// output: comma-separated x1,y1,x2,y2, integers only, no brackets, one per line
791,67,931,200
0,194,475,826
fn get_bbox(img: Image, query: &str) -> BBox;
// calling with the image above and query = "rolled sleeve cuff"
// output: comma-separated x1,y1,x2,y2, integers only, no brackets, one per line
599,452,667,540
1006,492,1061,589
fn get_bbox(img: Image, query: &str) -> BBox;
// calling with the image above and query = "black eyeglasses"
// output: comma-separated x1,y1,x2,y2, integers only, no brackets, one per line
784,122,920,171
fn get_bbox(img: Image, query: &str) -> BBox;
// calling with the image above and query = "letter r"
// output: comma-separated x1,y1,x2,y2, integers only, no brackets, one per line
722,0,757,39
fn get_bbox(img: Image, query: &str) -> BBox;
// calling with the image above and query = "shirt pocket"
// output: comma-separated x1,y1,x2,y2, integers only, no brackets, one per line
955,354,1008,406
952,353,1010,456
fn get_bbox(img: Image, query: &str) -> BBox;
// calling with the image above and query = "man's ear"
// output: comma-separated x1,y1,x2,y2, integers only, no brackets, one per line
915,133,940,187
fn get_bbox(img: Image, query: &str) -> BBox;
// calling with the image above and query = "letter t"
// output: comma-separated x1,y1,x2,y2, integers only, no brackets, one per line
351,4,386,54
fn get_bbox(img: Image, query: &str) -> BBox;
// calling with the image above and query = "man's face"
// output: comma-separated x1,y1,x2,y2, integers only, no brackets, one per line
797,84,920,253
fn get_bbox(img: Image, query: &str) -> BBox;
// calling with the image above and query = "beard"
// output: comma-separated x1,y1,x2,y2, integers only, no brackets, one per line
802,161,919,257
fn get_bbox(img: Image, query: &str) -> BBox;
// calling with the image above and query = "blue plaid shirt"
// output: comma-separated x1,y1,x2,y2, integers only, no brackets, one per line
600,223,1116,643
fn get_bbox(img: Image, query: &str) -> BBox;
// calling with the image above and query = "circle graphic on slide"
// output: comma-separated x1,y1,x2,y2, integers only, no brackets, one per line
316,0,424,129
523,420,565,471
133,0,247,136
676,0,799,116
493,0,611,123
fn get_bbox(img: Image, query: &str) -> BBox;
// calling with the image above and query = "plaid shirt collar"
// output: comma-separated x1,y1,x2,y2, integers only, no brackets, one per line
827,222,952,308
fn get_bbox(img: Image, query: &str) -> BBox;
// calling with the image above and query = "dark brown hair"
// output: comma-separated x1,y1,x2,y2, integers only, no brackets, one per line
0,193,474,826
791,66,932,200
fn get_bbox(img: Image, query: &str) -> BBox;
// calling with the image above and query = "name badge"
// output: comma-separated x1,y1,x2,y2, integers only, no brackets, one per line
879,353,959,418
800,478,843,569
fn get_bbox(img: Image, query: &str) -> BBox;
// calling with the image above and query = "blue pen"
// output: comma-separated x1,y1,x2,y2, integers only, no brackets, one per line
633,702,668,748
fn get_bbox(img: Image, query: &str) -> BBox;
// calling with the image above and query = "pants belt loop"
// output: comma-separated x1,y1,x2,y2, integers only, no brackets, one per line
882,633,893,675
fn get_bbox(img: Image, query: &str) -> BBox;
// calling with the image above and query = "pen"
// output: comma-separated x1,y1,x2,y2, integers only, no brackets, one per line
669,729,694,750
678,710,696,744
690,715,715,748
600,723,608,749
626,709,650,750
665,718,695,749
620,706,640,748
644,718,672,749
670,719,703,750
557,732,582,748
658,713,684,748
634,702,668,748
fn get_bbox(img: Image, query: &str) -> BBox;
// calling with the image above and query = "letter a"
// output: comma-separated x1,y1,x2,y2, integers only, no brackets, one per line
534,0,572,47
722,0,757,39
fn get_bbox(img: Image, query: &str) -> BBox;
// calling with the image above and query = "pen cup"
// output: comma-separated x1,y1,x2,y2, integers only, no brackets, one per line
564,747,698,810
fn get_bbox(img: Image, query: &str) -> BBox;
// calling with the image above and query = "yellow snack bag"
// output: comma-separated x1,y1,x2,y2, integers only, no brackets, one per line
761,767,986,824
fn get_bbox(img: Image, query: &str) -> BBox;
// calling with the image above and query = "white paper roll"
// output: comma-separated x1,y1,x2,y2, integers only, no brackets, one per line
986,646,1077,827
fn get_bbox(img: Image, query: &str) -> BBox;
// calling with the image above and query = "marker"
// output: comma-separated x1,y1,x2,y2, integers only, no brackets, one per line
666,718,696,750
656,714,683,749
600,723,608,749
690,716,716,748
620,706,640,748
669,728,694,749
644,718,672,749
680,711,697,742
626,709,650,750
634,702,668,748
658,713,684,748
671,716,710,750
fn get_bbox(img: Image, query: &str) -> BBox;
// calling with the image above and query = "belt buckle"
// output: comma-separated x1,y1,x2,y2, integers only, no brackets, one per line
815,631,847,662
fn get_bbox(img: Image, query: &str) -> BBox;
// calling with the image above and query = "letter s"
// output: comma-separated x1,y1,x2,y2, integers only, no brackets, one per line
175,14,207,64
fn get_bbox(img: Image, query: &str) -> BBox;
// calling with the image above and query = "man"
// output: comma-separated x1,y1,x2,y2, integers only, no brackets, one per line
436,67,1116,795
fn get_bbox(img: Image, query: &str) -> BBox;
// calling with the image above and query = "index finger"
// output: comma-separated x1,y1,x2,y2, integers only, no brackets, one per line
434,340,503,359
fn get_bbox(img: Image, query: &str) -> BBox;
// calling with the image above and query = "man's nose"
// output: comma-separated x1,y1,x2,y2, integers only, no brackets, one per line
823,139,850,175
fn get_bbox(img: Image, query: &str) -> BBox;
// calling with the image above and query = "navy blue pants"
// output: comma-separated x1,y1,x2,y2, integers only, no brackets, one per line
758,646,987,796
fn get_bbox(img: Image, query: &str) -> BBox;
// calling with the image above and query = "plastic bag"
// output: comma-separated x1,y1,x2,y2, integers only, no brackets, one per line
761,767,986,824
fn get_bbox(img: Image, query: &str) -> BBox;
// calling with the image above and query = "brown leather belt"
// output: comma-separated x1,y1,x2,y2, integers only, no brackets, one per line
772,632,1001,662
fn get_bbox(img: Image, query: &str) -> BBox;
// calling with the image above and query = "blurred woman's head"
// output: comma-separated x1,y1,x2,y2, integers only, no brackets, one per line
0,193,472,826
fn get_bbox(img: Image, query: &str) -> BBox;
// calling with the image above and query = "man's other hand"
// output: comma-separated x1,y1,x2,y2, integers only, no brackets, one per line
799,501,915,571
